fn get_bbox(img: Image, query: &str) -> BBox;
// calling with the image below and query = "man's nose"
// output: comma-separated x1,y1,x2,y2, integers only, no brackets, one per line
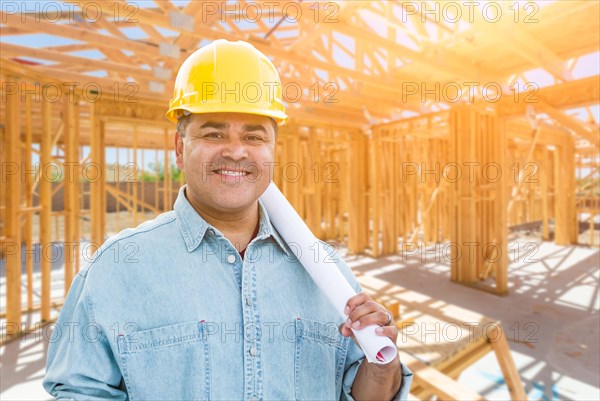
221,136,249,160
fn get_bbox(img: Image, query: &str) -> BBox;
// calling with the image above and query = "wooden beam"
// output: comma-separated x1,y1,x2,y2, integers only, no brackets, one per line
1,43,160,81
464,1,571,82
154,0,178,14
0,11,168,60
497,76,600,117
537,101,600,147
488,324,528,401
0,58,159,100
75,0,431,99
502,26,572,82
403,353,486,401
0,26,29,35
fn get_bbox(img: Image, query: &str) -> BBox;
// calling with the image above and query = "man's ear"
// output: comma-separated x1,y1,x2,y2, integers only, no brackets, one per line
174,132,184,169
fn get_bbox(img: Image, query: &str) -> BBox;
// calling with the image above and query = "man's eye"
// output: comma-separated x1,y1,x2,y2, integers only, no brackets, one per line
205,132,222,138
246,135,263,141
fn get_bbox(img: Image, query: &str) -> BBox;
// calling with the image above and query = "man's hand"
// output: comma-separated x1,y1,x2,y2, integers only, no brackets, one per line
338,292,403,401
338,291,398,346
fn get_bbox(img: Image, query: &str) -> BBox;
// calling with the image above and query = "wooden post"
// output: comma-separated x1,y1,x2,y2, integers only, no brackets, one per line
450,107,478,283
73,97,81,275
540,147,550,240
566,139,578,244
99,121,106,239
24,95,33,310
358,131,370,251
494,115,508,294
133,125,139,225
163,128,170,211
348,130,369,253
40,100,52,322
554,137,577,245
3,73,23,330
90,105,106,249
154,148,159,210
370,129,380,257
340,134,350,244
286,127,300,211
309,127,323,238
116,146,120,232
141,145,146,218
63,91,79,293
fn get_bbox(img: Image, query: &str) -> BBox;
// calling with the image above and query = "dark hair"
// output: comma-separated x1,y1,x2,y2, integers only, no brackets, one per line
176,114,278,140
176,113,192,137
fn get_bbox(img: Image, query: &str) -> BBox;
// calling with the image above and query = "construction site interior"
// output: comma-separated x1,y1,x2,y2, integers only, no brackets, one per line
1,1,599,400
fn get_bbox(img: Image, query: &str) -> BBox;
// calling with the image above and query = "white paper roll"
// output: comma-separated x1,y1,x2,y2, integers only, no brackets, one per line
260,182,398,364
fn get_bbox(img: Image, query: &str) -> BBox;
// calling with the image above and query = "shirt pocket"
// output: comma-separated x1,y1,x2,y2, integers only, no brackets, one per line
294,317,349,401
117,320,210,401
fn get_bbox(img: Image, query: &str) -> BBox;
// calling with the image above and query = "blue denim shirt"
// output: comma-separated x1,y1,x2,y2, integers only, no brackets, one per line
44,185,413,400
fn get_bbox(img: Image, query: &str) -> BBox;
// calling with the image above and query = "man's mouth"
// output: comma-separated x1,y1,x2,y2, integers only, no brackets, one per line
213,169,250,177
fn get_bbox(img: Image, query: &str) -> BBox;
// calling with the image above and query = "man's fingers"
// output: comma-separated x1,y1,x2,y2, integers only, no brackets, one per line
375,325,398,341
342,292,399,342
338,323,356,341
345,302,381,328
348,310,390,329
344,291,369,315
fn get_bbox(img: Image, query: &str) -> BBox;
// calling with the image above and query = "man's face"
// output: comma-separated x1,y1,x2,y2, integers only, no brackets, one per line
175,112,276,214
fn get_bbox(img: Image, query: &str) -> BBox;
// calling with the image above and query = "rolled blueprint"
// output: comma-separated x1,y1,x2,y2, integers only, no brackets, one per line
260,181,398,364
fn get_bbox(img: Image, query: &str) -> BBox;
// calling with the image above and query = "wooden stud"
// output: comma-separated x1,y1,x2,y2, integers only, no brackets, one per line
3,73,23,331
133,125,139,225
63,91,79,293
24,94,33,310
40,99,52,322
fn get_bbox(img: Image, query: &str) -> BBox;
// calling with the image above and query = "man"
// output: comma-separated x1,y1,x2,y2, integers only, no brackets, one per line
44,39,413,400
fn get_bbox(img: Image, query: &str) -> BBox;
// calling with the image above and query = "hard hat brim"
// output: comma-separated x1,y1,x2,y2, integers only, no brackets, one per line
166,104,288,126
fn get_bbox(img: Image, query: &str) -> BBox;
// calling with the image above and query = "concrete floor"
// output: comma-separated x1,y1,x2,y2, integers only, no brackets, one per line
1,238,599,400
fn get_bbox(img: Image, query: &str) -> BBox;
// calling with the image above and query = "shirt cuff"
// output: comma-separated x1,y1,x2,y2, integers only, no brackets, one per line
342,358,414,401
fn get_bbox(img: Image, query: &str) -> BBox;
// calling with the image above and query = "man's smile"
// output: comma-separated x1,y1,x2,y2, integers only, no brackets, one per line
213,169,251,177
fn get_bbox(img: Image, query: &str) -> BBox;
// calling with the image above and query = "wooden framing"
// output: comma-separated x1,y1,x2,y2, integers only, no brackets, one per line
448,107,509,293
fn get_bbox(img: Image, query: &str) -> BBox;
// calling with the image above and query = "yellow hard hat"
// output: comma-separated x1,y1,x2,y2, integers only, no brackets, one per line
166,39,288,126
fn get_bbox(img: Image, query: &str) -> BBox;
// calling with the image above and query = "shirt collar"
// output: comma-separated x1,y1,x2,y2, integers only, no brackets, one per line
174,185,290,256
174,186,210,252
256,197,290,257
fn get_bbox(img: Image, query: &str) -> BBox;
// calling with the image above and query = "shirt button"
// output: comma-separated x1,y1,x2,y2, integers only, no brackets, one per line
249,346,257,356
245,296,253,307
227,254,236,264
